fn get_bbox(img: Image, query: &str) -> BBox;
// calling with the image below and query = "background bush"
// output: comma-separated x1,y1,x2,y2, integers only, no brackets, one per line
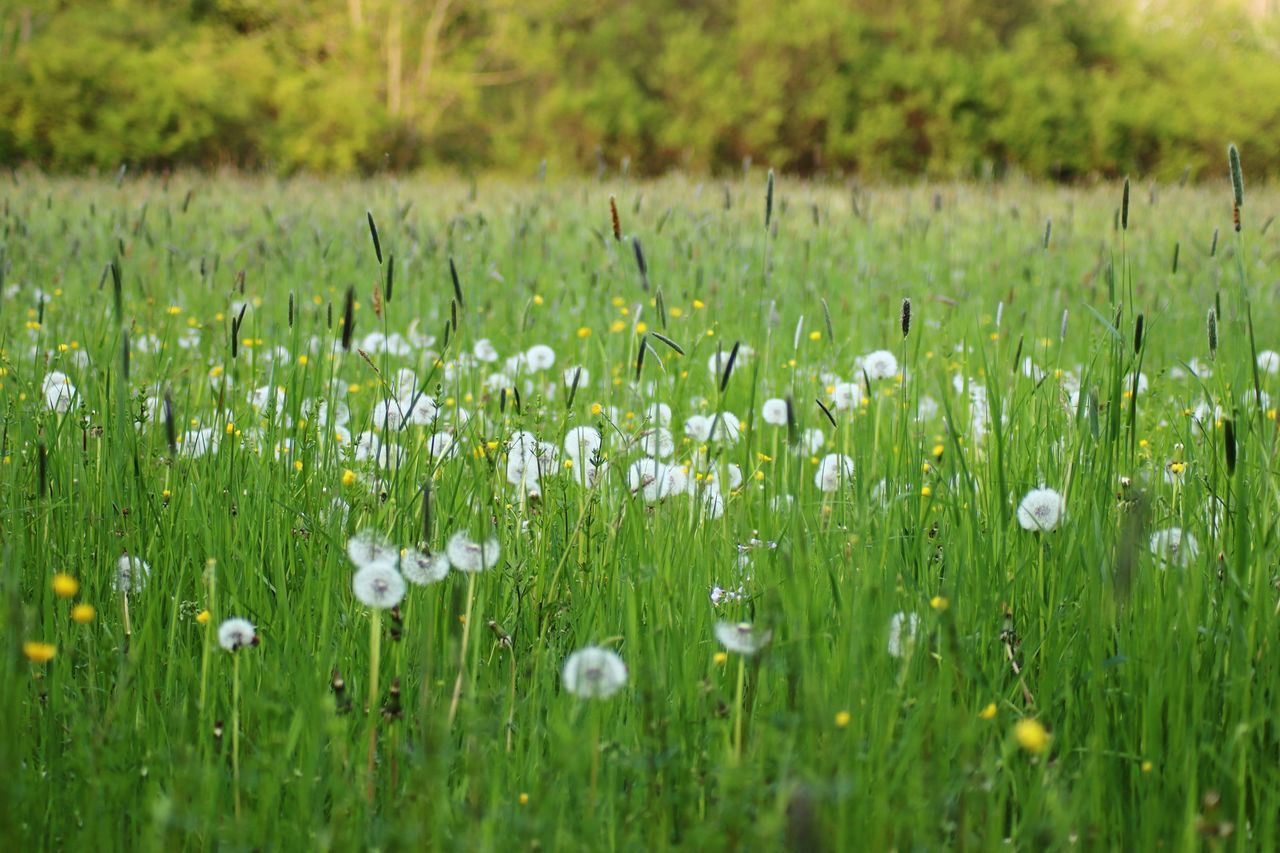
1,0,1278,177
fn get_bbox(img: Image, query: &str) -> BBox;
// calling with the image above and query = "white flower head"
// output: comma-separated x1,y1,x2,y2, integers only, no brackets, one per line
831,382,862,411
1150,527,1198,568
862,350,899,381
563,365,589,388
525,344,556,371
115,555,151,595
714,621,772,656
684,414,712,442
401,548,451,586
815,454,854,493
1017,487,1065,532
352,563,406,609
887,611,920,659
1257,350,1280,375
217,617,258,652
564,426,602,461
473,338,499,362
42,371,78,414
446,531,501,573
761,398,789,426
561,646,628,699
347,530,397,571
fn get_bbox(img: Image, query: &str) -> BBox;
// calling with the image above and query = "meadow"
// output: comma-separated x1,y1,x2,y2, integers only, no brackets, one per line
2,165,1278,850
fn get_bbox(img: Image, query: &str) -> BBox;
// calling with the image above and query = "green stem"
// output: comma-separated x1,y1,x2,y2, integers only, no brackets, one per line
232,651,241,819
447,572,477,727
366,607,382,804
732,655,746,764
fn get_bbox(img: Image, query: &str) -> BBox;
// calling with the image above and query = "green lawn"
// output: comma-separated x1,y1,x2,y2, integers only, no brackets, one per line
2,170,1277,849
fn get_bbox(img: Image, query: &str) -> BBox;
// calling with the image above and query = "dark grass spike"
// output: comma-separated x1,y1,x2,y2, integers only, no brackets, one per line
450,299,458,332
649,332,684,355
1207,308,1217,356
765,169,775,229
1171,242,1179,274
719,341,740,393
163,391,177,454
609,195,621,241
1228,144,1244,209
499,388,507,414
121,332,130,382
384,254,394,303
723,185,732,211
566,367,582,411
512,386,522,416
449,257,464,307
230,319,239,360
632,238,649,291
1011,336,1024,373
821,298,835,345
341,286,355,351
111,258,123,319
1121,177,1130,231
901,298,911,338
37,442,47,497
1043,218,1052,249
327,301,333,329
635,335,648,382
288,292,294,328
1134,313,1145,355
421,482,432,546
655,288,667,329
815,398,837,429
115,163,127,188
181,189,194,213
1224,419,1236,476
785,395,797,445
367,210,383,264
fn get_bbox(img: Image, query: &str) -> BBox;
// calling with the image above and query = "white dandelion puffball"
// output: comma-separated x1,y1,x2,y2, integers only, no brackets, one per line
42,371,78,414
114,555,151,595
638,427,674,458
473,338,499,362
761,398,789,426
887,612,920,659
347,530,397,571
831,382,862,411
709,412,741,444
684,414,712,443
352,563,407,609
561,646,628,699
714,621,773,656
563,365,589,388
217,618,258,652
405,394,440,426
564,426,602,460
446,531,501,573
179,427,219,459
1150,527,1198,568
799,428,825,454
862,350,899,381
525,344,556,371
1017,487,1065,532
916,395,939,422
1257,350,1280,375
646,402,672,427
815,454,854,493
401,548,451,586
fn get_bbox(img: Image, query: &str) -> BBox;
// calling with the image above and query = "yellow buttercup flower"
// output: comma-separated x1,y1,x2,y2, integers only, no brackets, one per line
52,573,79,598
23,642,56,663
1014,718,1050,754
71,604,96,624
834,710,851,728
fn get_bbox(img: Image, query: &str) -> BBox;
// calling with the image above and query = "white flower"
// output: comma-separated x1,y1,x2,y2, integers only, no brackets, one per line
404,393,439,426
564,426,602,460
916,395,939,421
352,563,406,609
401,548,451,586
563,365,589,388
887,612,920,658
1258,350,1280,374
484,372,513,393
526,344,556,371
646,403,672,427
446,531,501,573
862,350,899,381
684,414,712,442
371,398,407,430
179,427,219,459
831,382,862,411
217,618,258,652
814,454,854,493
1016,487,1065,531
799,428,825,454
115,555,150,595
761,398,789,426
700,487,726,519
473,338,499,362
1150,527,1198,568
42,371,77,413
714,621,772,656
561,646,628,699
709,412,741,444
248,384,285,414
638,427,674,458
347,530,397,570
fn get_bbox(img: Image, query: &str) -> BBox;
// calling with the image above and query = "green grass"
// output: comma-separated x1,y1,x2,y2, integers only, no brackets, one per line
2,171,1277,849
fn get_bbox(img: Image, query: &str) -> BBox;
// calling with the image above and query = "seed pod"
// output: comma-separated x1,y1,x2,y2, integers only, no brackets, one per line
366,210,383,264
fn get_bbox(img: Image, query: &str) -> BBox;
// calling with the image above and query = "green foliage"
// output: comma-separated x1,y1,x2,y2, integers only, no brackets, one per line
1,0,1280,176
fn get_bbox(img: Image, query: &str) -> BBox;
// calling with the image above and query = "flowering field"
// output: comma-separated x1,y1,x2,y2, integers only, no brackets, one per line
3,167,1278,849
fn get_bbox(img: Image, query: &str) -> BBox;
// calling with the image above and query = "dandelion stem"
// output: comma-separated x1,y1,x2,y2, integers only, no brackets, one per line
447,572,477,728
232,651,242,819
732,655,746,764
366,607,382,804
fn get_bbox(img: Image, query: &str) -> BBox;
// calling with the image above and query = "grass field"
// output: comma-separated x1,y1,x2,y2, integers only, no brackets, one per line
2,169,1278,849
